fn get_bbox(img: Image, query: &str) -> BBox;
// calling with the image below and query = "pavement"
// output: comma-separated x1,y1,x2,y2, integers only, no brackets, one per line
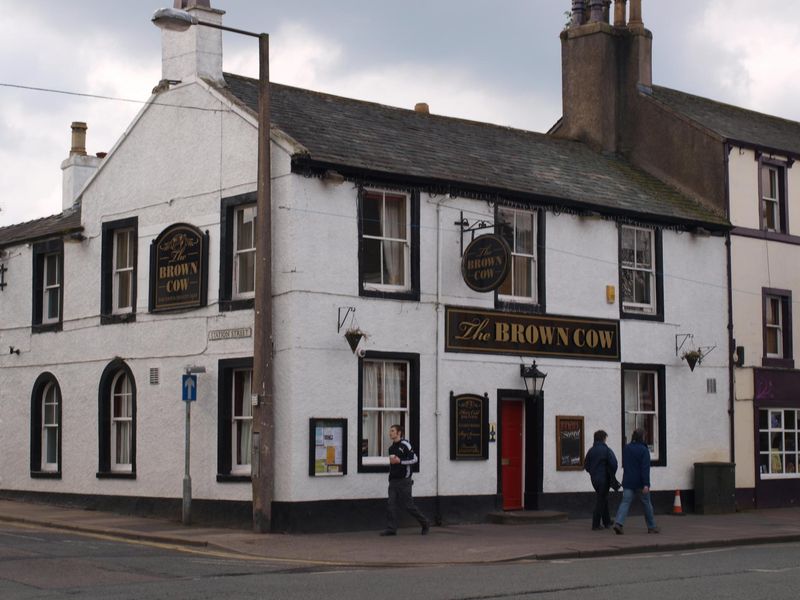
1,499,800,567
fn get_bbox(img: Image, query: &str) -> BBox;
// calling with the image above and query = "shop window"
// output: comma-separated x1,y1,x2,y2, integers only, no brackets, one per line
762,288,793,369
32,239,64,333
620,225,663,320
622,364,666,466
759,161,787,233
496,206,543,311
358,189,419,301
218,357,254,481
101,218,138,324
220,193,257,311
358,352,419,472
97,360,136,478
758,409,799,478
30,373,62,478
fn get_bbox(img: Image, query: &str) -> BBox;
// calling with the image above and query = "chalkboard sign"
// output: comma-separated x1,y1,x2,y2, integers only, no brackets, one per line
556,415,584,471
450,392,489,460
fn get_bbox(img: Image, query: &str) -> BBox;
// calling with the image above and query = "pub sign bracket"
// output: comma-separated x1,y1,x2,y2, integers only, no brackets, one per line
454,211,495,257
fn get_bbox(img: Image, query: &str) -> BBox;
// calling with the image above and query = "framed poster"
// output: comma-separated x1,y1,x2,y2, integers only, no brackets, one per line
556,415,584,471
450,392,489,460
309,418,347,476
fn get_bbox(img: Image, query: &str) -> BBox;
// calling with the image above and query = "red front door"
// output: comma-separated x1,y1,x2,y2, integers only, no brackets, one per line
501,400,524,510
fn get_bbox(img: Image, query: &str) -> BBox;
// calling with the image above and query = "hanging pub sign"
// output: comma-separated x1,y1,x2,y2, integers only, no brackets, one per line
149,223,208,312
461,234,511,292
445,306,620,361
450,392,489,460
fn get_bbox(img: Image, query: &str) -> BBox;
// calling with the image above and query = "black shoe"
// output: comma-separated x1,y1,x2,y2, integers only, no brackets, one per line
648,527,660,534
421,524,430,535
379,529,396,536
612,523,623,535
592,526,604,530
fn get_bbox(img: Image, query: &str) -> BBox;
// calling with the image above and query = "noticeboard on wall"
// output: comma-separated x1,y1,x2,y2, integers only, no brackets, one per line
309,418,347,476
450,392,489,460
556,415,584,471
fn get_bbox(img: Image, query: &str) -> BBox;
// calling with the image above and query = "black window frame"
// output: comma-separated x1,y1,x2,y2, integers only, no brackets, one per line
96,359,137,479
217,357,254,482
493,205,546,314
31,238,64,333
758,157,789,234
618,224,664,322
620,363,667,468
762,287,794,369
220,192,257,312
357,351,420,473
30,372,62,479
101,217,138,325
357,188,420,302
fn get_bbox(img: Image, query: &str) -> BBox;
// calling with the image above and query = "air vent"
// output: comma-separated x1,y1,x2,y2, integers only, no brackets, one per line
706,378,717,394
149,368,160,385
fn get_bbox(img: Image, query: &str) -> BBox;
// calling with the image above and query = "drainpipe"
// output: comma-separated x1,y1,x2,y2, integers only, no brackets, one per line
434,198,443,525
724,143,735,467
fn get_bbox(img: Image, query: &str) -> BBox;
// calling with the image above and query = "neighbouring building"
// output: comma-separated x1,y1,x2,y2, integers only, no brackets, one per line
0,0,732,531
554,0,800,509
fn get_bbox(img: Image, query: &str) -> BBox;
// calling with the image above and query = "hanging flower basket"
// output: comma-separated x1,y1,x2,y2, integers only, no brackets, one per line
681,350,702,372
344,328,366,353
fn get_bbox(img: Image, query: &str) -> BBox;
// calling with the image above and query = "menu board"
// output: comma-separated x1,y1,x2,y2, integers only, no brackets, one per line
450,393,489,460
556,415,584,471
309,418,347,476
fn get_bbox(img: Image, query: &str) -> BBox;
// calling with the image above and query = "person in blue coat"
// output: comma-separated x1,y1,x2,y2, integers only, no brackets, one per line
613,428,660,534
584,430,618,530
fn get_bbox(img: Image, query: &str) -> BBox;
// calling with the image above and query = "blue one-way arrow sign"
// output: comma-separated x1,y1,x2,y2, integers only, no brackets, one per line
182,374,197,402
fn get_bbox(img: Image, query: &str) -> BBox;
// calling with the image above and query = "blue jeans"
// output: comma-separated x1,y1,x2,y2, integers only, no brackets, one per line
614,488,656,529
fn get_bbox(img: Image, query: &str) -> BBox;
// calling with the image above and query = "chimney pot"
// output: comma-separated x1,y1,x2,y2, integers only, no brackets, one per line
414,102,430,115
70,121,87,156
589,0,604,23
571,0,585,27
614,0,627,27
629,0,643,26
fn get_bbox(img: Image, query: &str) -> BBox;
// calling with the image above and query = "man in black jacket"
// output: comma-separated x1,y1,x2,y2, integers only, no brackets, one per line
379,424,430,536
584,429,619,530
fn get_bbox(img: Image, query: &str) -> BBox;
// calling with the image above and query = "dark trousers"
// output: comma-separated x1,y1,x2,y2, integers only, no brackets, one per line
592,481,611,528
387,478,429,531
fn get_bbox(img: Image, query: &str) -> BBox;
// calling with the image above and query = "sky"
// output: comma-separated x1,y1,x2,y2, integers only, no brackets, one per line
1,0,800,227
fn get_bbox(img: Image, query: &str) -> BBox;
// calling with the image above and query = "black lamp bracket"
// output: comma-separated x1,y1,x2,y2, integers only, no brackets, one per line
454,211,495,256
337,306,356,333
676,333,716,360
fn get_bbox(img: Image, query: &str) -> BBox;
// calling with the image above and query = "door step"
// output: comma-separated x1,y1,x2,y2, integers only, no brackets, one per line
487,510,568,525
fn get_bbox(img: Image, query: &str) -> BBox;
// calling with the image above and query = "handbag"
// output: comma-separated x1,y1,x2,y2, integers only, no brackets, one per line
606,448,621,491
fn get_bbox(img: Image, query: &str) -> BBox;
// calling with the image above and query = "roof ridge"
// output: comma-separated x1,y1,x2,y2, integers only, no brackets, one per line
222,71,562,142
653,84,800,129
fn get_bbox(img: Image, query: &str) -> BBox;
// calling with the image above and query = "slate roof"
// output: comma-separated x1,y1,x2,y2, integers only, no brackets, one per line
223,73,727,228
0,206,82,248
651,85,800,156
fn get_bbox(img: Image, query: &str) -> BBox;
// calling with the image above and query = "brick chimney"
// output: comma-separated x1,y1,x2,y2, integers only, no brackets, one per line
61,122,103,210
556,0,652,153
161,0,226,85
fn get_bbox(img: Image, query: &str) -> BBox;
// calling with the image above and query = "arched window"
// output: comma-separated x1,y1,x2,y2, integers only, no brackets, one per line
30,373,62,478
98,360,136,478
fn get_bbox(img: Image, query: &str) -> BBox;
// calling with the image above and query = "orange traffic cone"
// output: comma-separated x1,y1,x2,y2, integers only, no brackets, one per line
672,489,685,516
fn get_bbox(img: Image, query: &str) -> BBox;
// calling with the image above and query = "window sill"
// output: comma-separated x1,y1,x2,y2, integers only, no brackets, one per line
620,309,663,322
495,298,544,315
360,287,419,302
30,470,61,479
219,298,254,312
216,473,252,483
762,357,795,369
101,312,136,325
32,322,63,334
96,471,136,479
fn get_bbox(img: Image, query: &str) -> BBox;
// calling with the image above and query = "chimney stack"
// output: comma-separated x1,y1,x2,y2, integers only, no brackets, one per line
161,0,225,85
555,0,652,153
61,122,103,210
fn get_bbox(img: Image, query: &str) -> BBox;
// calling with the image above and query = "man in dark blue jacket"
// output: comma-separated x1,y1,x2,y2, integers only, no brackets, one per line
613,428,659,534
379,424,430,536
584,430,618,530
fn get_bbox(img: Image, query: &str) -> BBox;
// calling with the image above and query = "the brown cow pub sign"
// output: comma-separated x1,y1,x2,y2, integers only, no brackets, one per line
149,223,208,312
461,234,510,292
445,306,619,361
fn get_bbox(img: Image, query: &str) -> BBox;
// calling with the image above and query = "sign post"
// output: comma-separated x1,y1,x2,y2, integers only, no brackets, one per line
181,368,203,525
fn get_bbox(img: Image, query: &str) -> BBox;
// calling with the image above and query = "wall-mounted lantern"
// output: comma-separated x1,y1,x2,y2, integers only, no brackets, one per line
520,361,547,397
